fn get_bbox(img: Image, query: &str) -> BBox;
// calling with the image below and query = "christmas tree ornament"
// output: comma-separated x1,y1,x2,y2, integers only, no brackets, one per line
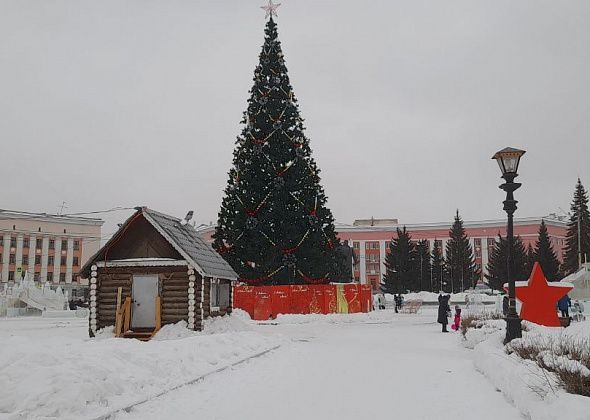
246,217,259,230
282,253,297,269
273,176,285,189
260,0,281,19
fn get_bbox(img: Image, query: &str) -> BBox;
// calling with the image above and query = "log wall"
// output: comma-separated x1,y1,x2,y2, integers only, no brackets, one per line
95,266,201,330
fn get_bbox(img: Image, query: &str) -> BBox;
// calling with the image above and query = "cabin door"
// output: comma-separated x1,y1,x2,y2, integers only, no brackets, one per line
131,275,158,328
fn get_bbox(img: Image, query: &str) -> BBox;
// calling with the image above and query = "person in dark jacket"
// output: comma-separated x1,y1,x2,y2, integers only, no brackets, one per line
557,294,571,318
438,294,451,332
502,295,509,317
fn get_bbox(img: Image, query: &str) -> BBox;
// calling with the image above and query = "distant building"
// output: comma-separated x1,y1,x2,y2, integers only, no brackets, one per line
337,216,568,290
195,215,568,291
0,209,103,296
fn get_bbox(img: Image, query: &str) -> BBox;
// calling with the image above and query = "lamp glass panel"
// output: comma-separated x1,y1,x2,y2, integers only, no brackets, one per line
503,155,519,174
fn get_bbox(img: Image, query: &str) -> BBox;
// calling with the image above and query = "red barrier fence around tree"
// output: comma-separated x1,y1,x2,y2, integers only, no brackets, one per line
233,284,373,320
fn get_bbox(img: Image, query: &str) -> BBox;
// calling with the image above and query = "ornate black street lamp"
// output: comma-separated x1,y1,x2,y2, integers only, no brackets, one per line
492,147,526,343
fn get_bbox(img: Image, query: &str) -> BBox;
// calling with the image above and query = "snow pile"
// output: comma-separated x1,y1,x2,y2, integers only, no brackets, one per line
470,320,590,419
152,320,197,341
152,314,253,341
202,312,253,334
385,291,496,304
0,315,278,420
271,311,393,325
462,319,505,349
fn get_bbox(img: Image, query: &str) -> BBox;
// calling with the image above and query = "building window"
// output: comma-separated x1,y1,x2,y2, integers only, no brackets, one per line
36,239,42,249
34,272,40,281
48,256,54,266
59,273,66,282
23,238,30,248
49,239,55,250
434,239,443,248
73,256,79,266
353,241,359,249
0,253,3,262
73,240,80,251
61,256,67,266
47,272,53,282
210,280,230,309
22,255,28,266
9,254,16,264
61,239,67,250
10,237,16,248
474,238,481,246
35,255,41,265
8,271,15,281
487,238,496,247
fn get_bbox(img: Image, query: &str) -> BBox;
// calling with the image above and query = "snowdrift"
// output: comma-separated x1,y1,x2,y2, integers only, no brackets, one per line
0,314,279,420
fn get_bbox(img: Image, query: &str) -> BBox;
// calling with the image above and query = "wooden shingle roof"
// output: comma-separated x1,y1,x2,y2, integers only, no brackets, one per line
141,208,237,280
81,207,237,280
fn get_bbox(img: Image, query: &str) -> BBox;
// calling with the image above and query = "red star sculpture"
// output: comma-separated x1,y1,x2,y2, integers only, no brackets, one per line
504,262,573,327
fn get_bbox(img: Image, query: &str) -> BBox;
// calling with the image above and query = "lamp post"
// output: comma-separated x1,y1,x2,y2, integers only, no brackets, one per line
492,147,526,344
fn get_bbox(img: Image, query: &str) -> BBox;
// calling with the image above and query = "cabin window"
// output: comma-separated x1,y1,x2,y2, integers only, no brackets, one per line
210,279,230,310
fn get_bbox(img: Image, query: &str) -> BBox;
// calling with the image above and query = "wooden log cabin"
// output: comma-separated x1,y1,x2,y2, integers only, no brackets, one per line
80,207,238,340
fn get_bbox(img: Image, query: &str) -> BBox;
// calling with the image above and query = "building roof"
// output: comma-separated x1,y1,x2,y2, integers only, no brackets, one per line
0,208,104,226
82,207,237,280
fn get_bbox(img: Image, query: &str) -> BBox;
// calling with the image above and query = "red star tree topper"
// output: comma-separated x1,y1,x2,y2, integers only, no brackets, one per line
504,262,573,327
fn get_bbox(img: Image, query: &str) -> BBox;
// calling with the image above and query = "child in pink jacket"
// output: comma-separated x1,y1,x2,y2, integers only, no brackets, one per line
451,305,462,331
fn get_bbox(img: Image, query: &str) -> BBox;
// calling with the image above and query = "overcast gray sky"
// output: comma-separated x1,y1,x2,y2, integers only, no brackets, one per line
1,0,589,238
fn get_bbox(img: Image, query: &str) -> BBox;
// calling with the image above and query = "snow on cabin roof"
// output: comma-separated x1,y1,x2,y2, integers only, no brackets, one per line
81,207,238,280
140,208,237,280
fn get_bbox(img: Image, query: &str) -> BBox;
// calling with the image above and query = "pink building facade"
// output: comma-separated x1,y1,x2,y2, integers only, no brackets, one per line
337,217,568,290
196,216,568,291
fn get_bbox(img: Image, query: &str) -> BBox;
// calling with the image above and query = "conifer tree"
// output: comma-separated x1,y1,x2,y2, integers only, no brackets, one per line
431,241,446,293
534,220,561,281
445,211,478,292
382,227,417,293
562,179,590,275
485,235,528,291
416,240,432,292
213,16,340,285
525,243,535,278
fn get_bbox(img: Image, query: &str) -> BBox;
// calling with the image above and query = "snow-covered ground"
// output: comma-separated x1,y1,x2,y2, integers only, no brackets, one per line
113,308,522,420
2,309,587,420
0,314,279,420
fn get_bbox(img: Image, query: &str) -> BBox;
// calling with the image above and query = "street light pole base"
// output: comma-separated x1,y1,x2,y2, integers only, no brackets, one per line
504,314,522,344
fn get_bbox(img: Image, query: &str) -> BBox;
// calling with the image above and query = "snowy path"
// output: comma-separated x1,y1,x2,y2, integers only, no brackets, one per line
116,310,524,420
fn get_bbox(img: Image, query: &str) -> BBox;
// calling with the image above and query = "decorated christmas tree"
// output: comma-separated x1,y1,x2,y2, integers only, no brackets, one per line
213,4,340,285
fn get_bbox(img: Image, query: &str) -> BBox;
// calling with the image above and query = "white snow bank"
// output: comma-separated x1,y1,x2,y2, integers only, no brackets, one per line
385,291,496,304
471,321,590,420
271,310,393,325
152,314,252,341
0,315,278,420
